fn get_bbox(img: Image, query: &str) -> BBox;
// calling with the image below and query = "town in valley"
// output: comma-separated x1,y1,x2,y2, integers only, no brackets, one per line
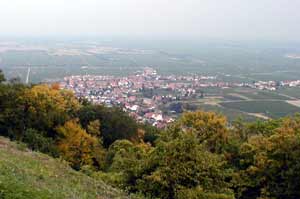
58,67,300,127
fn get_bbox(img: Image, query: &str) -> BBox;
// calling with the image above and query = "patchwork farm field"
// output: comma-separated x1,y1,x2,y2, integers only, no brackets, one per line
231,90,290,100
200,87,292,101
221,88,291,100
188,87,300,120
196,104,259,122
220,100,300,118
277,87,300,99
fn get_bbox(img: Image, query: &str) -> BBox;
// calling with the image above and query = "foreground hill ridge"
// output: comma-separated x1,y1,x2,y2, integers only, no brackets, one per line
0,136,134,199
1,74,300,199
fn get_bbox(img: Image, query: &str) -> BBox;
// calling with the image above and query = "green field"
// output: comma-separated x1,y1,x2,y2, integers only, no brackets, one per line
200,87,291,101
2,39,300,83
196,104,260,122
233,90,290,100
222,88,290,100
178,86,300,121
277,87,300,99
220,100,300,118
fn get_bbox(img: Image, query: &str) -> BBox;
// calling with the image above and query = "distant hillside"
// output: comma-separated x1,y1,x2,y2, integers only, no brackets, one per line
0,137,133,199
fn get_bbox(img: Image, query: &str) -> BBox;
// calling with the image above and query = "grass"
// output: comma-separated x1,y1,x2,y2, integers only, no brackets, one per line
0,137,136,199
220,100,300,118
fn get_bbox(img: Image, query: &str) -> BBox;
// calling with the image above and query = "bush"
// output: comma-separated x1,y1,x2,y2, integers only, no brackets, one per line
22,128,59,157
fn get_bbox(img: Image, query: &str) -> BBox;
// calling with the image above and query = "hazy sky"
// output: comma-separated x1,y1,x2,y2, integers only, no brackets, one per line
0,0,300,41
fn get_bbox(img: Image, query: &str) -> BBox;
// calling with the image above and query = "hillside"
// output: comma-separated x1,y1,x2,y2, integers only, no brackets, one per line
0,137,133,199
1,78,300,199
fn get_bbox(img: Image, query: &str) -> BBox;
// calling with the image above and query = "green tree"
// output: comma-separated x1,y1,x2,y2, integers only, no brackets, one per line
87,119,101,137
233,116,300,199
105,139,152,189
137,131,233,199
0,83,27,139
22,128,58,156
0,69,5,83
175,111,229,153
77,105,139,147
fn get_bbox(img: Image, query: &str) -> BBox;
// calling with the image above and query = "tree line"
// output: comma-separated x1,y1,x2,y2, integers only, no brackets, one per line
0,69,300,199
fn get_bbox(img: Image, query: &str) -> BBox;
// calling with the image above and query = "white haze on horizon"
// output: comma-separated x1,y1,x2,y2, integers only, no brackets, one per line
0,0,299,41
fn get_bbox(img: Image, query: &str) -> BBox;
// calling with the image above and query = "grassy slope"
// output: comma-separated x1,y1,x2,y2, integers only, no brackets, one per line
0,137,132,199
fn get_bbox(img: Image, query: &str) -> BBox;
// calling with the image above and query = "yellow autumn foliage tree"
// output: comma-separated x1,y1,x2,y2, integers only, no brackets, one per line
177,111,229,153
234,116,300,199
20,84,81,132
87,119,101,137
56,119,105,170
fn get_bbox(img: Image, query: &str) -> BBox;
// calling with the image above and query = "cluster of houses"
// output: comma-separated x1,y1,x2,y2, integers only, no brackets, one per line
59,67,300,128
251,80,300,91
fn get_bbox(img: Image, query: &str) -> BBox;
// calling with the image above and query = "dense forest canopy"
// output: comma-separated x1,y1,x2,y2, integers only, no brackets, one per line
0,69,300,199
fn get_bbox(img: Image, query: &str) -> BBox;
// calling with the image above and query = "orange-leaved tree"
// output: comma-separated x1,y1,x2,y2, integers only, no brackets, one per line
56,119,105,170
